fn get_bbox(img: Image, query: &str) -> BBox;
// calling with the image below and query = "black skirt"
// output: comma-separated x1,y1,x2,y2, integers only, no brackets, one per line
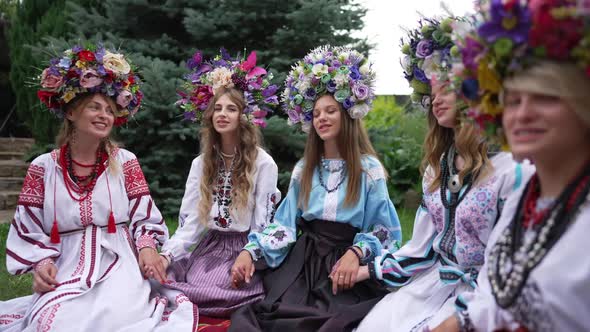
229,219,388,332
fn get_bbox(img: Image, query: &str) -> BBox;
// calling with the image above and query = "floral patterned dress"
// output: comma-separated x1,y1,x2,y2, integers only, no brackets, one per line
356,152,534,332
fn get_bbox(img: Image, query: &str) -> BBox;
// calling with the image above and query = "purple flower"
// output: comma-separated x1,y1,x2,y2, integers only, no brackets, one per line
352,83,369,101
304,88,317,100
413,67,429,83
264,95,279,105
72,45,83,53
262,85,278,97
287,109,300,123
304,111,313,122
97,65,106,76
477,0,531,44
326,80,337,93
58,57,72,69
349,66,361,80
183,111,196,121
461,37,484,72
244,91,255,104
342,97,354,109
416,40,434,58
95,48,105,62
220,48,231,60
187,51,203,70
48,67,61,76
50,58,59,66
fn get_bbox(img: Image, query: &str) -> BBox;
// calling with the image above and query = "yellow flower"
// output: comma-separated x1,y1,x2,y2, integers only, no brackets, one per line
63,90,77,103
114,108,129,118
75,60,87,69
481,93,503,116
477,60,501,94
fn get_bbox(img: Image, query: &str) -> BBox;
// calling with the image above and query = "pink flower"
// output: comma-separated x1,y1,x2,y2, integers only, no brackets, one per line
116,90,133,108
80,69,103,88
40,68,63,91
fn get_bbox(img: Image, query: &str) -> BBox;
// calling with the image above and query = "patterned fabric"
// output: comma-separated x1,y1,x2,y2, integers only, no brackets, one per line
161,147,280,262
17,164,45,208
371,153,530,288
197,316,231,332
123,158,151,200
244,155,402,268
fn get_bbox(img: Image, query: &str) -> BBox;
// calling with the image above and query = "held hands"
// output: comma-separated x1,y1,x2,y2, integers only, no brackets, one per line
329,247,362,295
231,250,255,289
33,262,58,294
139,247,167,283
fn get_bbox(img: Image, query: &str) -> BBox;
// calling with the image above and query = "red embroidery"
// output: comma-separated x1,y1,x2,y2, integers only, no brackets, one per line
123,159,150,200
136,234,156,250
86,226,98,288
79,191,93,227
176,293,190,305
18,165,45,208
71,233,86,277
37,303,60,332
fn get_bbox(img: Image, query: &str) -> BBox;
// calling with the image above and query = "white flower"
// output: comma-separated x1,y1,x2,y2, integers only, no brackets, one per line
359,62,370,75
422,51,442,80
401,55,412,74
208,67,234,91
348,103,370,119
302,122,312,133
296,78,311,92
102,51,131,75
312,63,329,77
333,72,348,88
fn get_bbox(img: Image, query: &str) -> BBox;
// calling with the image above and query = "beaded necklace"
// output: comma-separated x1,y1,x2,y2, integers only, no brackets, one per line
60,144,107,202
214,154,235,228
318,156,346,193
489,161,590,308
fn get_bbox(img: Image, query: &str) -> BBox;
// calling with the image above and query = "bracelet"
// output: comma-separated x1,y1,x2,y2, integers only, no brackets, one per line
136,235,157,251
34,258,55,272
347,246,363,263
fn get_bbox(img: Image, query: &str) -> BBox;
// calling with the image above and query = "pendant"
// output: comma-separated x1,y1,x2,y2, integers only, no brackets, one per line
448,174,462,193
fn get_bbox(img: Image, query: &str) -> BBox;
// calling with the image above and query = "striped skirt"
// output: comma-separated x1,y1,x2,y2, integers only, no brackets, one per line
165,230,264,317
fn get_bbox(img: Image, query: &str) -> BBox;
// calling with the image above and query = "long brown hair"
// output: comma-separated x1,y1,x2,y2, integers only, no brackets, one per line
56,93,120,173
299,99,380,209
197,88,262,224
421,99,491,193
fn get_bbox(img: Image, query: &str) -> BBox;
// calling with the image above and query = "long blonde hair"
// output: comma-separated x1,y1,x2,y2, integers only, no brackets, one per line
421,96,492,193
197,88,262,224
299,100,380,209
56,93,120,173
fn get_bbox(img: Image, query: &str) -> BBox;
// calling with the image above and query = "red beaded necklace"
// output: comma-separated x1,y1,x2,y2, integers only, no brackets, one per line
59,144,107,202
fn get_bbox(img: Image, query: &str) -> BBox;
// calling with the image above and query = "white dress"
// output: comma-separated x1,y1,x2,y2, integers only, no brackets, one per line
0,148,196,332
453,170,590,331
356,153,535,332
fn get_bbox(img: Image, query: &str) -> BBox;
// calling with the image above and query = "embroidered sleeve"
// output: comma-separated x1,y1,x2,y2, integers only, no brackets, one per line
370,191,439,287
160,157,206,262
244,161,302,267
124,156,169,249
250,157,281,232
6,159,61,275
354,160,402,262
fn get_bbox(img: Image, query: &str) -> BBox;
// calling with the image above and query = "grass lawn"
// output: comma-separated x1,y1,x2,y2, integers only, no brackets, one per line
0,208,416,300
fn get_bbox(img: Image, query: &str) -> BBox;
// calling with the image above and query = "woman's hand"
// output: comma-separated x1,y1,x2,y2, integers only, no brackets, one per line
356,265,370,282
330,247,361,295
231,250,255,289
33,262,58,294
430,315,460,332
139,247,167,283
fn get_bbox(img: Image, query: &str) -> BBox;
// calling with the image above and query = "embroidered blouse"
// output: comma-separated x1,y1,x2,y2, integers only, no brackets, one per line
244,155,402,268
161,147,281,262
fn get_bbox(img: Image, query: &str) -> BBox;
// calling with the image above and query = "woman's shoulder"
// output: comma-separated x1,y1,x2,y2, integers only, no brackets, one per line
255,147,278,167
30,151,55,169
361,154,386,182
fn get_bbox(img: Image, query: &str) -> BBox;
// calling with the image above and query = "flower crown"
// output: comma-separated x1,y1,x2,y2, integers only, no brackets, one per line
176,49,279,128
401,17,467,109
37,44,142,126
282,45,376,132
452,0,590,141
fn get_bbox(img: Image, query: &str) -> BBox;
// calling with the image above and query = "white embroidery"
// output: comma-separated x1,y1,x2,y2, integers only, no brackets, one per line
366,166,386,183
322,163,342,221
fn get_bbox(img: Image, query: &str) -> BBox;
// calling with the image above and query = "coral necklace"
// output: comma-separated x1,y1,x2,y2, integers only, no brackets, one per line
59,144,107,202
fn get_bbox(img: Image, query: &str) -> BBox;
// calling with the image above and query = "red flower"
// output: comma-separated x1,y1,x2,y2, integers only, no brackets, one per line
78,50,96,62
114,116,128,126
529,1,583,60
104,70,114,83
67,69,78,79
37,90,60,109
127,74,135,85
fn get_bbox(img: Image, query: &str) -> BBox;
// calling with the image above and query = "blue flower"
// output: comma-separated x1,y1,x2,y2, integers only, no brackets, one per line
326,80,337,93
349,66,361,80
304,87,317,100
58,58,72,69
413,67,429,83
461,79,480,101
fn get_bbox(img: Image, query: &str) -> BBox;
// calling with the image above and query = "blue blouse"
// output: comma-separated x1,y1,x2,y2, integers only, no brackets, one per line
244,155,402,268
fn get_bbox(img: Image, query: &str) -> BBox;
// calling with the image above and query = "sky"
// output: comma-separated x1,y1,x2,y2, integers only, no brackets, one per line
356,0,476,95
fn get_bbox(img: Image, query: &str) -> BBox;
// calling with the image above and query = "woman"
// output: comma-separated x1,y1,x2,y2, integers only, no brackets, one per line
355,17,533,332
229,45,402,332
159,49,281,317
0,45,195,331
433,1,590,331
